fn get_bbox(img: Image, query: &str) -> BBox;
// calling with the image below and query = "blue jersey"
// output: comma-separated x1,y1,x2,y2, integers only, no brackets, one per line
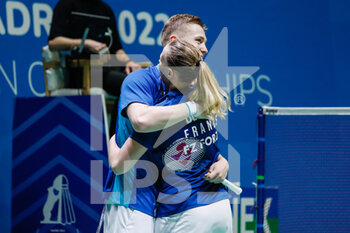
105,65,167,216
131,90,232,217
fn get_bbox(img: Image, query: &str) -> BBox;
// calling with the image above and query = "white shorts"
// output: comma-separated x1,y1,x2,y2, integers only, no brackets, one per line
103,204,154,233
155,199,232,233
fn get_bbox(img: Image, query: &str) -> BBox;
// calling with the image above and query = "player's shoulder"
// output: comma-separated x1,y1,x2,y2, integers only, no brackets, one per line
123,65,160,86
128,65,159,79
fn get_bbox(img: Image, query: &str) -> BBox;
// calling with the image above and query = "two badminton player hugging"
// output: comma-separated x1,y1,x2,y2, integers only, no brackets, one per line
103,14,241,233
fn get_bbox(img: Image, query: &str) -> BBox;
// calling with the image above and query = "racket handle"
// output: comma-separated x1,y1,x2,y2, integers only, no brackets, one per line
222,179,242,195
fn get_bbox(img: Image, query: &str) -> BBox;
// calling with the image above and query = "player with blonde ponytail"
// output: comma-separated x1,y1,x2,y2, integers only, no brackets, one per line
159,39,231,121
189,59,231,120
108,39,234,233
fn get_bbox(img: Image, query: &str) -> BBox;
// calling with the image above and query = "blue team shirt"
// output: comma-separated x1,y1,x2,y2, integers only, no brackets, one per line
105,65,231,217
131,90,232,217
105,65,166,216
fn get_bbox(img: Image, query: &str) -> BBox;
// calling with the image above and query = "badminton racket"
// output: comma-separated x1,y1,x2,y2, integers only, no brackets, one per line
163,137,242,195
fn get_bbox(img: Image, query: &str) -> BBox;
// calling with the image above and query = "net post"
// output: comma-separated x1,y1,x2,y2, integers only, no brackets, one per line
256,107,266,233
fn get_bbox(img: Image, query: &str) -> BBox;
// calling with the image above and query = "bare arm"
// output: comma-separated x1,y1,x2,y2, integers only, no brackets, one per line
115,49,141,74
127,102,196,133
108,135,147,175
48,36,107,53
109,133,230,181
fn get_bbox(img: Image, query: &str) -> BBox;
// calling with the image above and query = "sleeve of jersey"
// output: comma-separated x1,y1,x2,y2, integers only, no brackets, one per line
209,143,221,163
119,70,156,118
130,131,161,150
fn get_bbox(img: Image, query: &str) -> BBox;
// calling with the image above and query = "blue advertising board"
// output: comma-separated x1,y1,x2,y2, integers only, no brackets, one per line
12,95,108,232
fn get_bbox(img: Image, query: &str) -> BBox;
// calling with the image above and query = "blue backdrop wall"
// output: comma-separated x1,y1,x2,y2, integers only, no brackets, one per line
1,0,350,232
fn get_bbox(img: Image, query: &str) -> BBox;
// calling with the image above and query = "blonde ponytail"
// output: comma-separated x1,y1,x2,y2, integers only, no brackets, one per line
162,39,231,120
188,61,231,120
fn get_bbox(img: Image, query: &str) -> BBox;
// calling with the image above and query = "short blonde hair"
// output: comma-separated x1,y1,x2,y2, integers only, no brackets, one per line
161,14,207,47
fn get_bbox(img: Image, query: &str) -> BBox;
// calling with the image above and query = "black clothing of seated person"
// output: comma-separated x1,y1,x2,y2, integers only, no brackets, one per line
48,0,141,97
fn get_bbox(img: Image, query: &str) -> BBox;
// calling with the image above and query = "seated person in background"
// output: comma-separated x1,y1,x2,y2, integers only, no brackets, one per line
48,0,141,97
